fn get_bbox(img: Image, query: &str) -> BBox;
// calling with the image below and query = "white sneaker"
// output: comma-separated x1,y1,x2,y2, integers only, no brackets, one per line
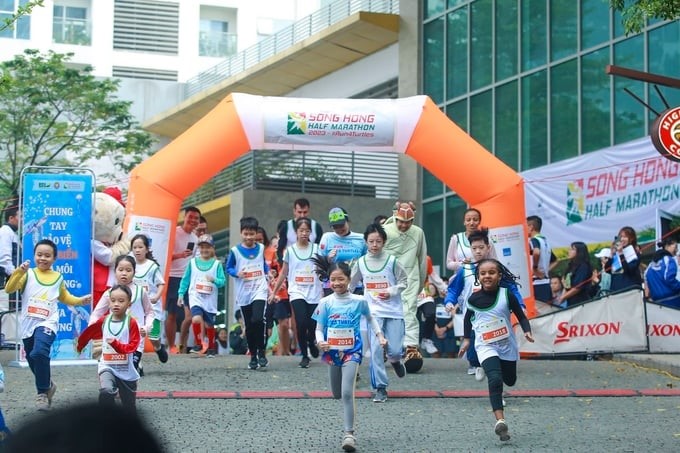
467,366,476,375
475,367,486,381
420,338,438,355
494,419,511,441
342,433,357,452
35,393,49,411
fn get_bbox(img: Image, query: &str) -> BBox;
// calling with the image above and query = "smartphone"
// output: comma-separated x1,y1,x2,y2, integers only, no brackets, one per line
187,242,195,251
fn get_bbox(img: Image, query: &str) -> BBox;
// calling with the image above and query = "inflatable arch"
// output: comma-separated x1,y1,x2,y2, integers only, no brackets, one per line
125,93,535,314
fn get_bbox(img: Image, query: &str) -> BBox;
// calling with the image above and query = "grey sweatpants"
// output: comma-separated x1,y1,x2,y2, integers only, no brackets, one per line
99,370,137,410
329,360,359,433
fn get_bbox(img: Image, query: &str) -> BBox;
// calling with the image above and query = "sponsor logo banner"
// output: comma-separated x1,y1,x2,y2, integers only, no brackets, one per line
515,290,647,354
646,301,680,353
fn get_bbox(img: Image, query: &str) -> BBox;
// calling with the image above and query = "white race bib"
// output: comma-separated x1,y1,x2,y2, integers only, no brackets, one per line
101,341,127,365
26,297,52,320
327,327,355,350
195,279,214,294
478,317,510,344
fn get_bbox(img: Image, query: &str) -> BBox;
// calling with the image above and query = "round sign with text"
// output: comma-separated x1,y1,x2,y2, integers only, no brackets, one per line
651,106,680,162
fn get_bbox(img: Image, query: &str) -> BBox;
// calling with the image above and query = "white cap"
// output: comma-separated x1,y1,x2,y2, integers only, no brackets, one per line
594,248,611,259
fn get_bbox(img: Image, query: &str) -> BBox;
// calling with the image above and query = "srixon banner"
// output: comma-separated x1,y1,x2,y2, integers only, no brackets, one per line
515,290,647,354
646,301,680,353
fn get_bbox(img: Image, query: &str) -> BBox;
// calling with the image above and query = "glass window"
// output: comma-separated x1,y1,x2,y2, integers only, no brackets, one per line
425,0,446,19
199,19,234,57
423,169,444,199
495,0,518,82
53,4,90,45
470,0,492,90
423,199,445,271
1,0,30,39
550,0,577,61
581,0,610,50
446,7,468,98
550,59,579,162
648,22,680,111
581,48,611,153
495,81,519,170
424,16,445,104
521,70,548,170
446,99,467,131
470,90,493,151
521,0,547,71
614,36,645,144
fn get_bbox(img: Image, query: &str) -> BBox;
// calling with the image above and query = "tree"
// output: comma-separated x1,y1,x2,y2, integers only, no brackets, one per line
0,0,44,32
0,50,154,205
610,0,680,35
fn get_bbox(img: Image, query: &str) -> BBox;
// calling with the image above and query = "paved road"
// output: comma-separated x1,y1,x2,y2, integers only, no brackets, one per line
1,350,679,452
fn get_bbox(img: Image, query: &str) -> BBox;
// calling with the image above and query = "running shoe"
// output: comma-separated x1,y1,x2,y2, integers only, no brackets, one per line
467,366,476,375
156,345,169,363
341,433,357,452
299,357,311,368
420,338,438,355
391,360,406,378
169,345,179,355
35,394,49,411
206,349,216,358
200,340,209,355
258,352,268,368
46,381,57,407
494,419,511,441
248,356,259,370
372,388,388,403
189,344,202,354
308,341,319,358
475,367,486,381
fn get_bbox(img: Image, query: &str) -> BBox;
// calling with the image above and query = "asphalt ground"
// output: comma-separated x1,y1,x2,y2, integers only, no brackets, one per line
1,350,679,452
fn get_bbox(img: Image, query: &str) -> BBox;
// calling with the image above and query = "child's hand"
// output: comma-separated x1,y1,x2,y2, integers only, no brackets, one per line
80,294,92,305
318,340,330,352
378,335,387,347
458,338,470,358
19,260,30,272
445,303,456,313
149,295,160,304
376,292,390,300
177,296,184,307
524,332,535,343
237,270,245,278
106,337,115,345
139,327,147,337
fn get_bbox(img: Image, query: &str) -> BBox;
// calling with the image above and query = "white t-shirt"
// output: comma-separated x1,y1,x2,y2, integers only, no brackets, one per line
170,226,198,278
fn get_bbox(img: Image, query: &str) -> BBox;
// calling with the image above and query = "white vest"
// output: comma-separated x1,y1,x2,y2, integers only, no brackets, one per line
21,269,63,339
469,288,519,363
231,244,268,306
284,243,322,303
357,254,403,319
187,258,220,313
100,314,140,381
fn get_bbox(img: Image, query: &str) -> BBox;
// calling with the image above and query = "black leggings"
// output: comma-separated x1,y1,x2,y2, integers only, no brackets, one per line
291,299,317,358
241,300,266,356
481,356,517,411
418,301,436,340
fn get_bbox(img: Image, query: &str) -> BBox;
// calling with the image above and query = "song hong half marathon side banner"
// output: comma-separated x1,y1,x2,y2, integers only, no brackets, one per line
523,137,680,248
21,172,93,361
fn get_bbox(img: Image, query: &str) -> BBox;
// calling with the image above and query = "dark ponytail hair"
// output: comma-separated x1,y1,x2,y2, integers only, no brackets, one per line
473,258,519,288
311,254,351,283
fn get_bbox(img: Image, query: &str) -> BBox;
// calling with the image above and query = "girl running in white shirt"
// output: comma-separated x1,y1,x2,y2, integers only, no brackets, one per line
312,255,386,452
130,234,167,363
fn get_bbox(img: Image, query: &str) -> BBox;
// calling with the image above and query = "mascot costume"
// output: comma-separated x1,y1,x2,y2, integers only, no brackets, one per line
382,201,428,373
92,187,129,309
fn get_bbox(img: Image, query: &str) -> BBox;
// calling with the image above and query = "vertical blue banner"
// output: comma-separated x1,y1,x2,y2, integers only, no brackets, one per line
22,173,93,360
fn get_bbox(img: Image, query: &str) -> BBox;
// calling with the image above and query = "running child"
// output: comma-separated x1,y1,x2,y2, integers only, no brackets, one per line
90,255,152,376
444,229,523,380
5,239,92,411
269,217,323,368
458,258,534,442
130,234,168,363
312,254,386,452
226,217,269,370
178,234,225,357
349,223,407,403
77,284,141,410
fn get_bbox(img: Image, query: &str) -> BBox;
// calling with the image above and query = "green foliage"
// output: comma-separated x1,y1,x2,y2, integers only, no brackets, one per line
0,50,154,205
0,0,44,32
610,0,680,34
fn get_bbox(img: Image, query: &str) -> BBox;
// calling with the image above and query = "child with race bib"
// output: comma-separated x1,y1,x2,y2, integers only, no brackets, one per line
458,258,534,442
5,239,92,411
178,234,225,357
90,255,152,376
349,223,408,403
312,254,386,452
130,234,168,363
77,284,141,410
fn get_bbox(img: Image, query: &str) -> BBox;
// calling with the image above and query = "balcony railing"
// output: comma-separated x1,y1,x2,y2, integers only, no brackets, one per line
53,17,91,45
185,0,399,98
183,149,399,207
199,31,237,58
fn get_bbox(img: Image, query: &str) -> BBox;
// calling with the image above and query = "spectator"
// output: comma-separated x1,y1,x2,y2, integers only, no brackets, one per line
606,226,643,293
557,242,593,307
549,275,566,308
446,208,496,274
229,310,248,355
0,206,20,310
526,215,557,302
277,198,323,262
432,297,457,358
216,327,230,355
644,237,680,308
591,248,612,297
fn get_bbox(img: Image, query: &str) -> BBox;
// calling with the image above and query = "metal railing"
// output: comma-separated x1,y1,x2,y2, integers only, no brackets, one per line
185,0,399,98
183,149,399,207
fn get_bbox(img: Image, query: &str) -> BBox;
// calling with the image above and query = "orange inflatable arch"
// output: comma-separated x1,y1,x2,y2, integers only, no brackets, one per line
125,93,534,313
